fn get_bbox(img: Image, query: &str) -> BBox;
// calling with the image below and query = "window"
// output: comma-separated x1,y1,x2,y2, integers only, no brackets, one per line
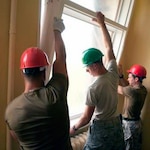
68,0,134,26
40,0,135,120
62,14,104,117
62,0,135,119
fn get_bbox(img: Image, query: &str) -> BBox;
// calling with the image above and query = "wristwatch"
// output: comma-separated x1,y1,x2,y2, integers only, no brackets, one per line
119,74,124,79
72,125,78,131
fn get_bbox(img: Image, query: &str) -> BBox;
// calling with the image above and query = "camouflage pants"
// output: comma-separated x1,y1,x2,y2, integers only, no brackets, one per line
83,116,125,150
122,119,142,150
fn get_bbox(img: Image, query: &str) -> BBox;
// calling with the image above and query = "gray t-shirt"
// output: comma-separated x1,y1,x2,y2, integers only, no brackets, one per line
86,59,119,120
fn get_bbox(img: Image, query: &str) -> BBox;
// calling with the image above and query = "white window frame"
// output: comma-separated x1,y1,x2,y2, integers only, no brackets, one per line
40,0,135,122
63,0,135,63
62,0,135,121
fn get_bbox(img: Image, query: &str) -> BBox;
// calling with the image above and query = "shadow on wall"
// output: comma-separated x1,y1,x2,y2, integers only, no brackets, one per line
141,92,150,150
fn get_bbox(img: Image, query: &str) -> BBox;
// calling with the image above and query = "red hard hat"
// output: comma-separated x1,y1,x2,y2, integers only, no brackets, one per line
127,64,147,78
20,47,50,69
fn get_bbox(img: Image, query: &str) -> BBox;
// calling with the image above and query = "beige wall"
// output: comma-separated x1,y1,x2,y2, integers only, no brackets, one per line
0,0,9,150
0,0,39,149
120,0,150,149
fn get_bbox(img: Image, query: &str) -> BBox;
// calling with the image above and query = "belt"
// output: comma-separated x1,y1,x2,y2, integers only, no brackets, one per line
93,116,120,126
122,117,140,121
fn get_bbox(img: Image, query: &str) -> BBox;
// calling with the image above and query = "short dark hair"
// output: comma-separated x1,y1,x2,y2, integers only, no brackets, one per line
93,59,103,65
132,74,143,83
23,67,45,78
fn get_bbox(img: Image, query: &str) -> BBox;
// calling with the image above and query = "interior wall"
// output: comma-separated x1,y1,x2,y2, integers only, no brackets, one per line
14,0,40,96
0,0,39,149
0,0,10,150
119,0,150,149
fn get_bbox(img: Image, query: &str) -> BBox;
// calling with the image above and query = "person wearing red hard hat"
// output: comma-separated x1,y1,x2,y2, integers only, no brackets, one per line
118,64,147,150
5,18,72,150
20,47,50,69
127,64,146,80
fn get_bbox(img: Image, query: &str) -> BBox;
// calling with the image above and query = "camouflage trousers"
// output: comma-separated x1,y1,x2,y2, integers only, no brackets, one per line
122,119,142,150
83,116,125,150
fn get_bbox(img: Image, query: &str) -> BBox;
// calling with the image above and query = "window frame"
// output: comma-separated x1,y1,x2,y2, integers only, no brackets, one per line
62,0,135,120
40,0,135,121
63,0,135,63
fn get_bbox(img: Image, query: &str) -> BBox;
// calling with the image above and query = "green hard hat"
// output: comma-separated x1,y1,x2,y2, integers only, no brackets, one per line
82,48,104,66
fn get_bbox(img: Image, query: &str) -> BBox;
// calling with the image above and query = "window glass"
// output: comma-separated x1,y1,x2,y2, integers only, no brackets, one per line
40,0,134,118
113,29,126,61
69,0,133,26
70,0,120,21
62,14,113,116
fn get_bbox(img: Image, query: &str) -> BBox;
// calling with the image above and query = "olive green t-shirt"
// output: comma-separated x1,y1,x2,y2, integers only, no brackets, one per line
122,85,147,119
5,73,72,150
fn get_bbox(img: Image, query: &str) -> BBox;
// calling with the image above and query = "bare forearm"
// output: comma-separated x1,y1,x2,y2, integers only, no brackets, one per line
93,12,115,64
74,116,90,130
70,116,90,135
54,30,66,61
53,25,67,76
99,23,113,52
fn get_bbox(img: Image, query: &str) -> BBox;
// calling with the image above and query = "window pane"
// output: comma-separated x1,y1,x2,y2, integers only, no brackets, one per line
69,0,120,21
62,14,105,116
69,0,133,26
113,29,126,61
40,0,134,118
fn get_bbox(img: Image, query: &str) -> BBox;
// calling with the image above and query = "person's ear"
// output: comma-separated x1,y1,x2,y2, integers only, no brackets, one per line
92,63,97,70
135,77,139,82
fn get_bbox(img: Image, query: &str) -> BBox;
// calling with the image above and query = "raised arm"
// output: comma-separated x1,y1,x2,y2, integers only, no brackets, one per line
118,64,129,86
52,18,68,77
92,12,115,65
117,64,129,94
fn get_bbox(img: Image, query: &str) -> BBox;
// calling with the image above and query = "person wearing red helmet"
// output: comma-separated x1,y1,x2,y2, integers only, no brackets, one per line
5,18,72,150
118,64,147,150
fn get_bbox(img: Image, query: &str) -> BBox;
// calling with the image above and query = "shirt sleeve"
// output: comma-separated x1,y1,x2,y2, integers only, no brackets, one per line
46,73,69,93
85,86,97,106
106,59,118,77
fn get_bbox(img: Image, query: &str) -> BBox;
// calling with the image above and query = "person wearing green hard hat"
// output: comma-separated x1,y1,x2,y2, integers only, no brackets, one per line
82,48,104,66
70,12,125,149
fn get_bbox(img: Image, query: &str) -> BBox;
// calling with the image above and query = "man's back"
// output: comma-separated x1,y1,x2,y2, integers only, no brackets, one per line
86,59,119,120
5,74,72,150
